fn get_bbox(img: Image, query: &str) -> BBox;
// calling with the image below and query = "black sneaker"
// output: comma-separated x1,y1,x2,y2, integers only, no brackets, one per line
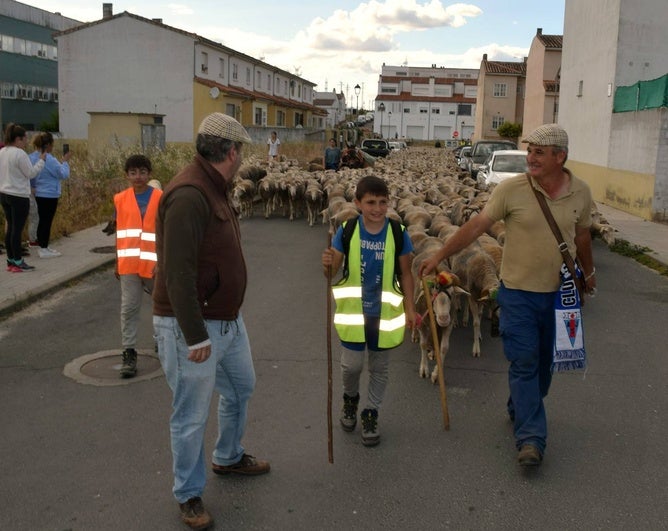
360,408,380,446
178,497,213,530
340,393,360,432
14,259,35,271
119,348,137,378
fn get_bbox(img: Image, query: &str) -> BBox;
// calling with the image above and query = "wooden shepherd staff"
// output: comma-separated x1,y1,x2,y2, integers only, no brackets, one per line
421,276,450,430
326,233,334,463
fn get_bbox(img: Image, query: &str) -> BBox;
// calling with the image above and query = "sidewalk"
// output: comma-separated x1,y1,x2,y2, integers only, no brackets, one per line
1,205,667,316
0,223,115,315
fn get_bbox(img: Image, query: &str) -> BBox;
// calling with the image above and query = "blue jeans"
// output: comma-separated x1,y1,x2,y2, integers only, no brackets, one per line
497,284,555,455
153,314,256,503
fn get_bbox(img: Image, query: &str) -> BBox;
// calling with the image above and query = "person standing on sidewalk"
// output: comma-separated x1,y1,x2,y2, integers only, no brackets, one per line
321,175,415,447
114,154,162,378
0,123,45,273
153,113,270,530
419,124,596,467
28,132,71,258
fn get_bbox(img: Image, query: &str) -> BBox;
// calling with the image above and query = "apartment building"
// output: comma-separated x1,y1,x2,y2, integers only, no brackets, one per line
374,64,478,142
313,90,346,129
0,0,79,131
54,4,324,150
473,55,526,142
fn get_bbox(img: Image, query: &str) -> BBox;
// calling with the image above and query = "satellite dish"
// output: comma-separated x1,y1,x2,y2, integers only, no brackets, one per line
209,87,220,99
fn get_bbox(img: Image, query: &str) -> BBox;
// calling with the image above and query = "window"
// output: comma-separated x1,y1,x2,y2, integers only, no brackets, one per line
294,112,303,126
577,80,583,97
256,71,261,88
277,110,285,126
492,115,505,129
232,63,238,80
219,58,225,79
254,107,263,126
267,74,271,91
403,108,410,113
419,108,428,114
246,67,251,85
431,108,440,114
226,103,236,117
493,83,507,97
457,104,472,116
200,52,208,73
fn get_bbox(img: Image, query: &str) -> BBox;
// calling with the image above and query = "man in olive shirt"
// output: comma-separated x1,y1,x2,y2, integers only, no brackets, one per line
153,113,269,530
419,124,596,467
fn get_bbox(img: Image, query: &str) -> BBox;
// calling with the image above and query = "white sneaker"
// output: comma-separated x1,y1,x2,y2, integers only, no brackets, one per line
38,247,62,258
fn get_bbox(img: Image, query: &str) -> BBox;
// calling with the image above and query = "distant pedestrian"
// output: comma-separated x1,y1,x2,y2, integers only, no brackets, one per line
114,154,162,378
153,113,270,530
324,138,341,170
29,132,71,258
267,130,280,161
0,123,45,272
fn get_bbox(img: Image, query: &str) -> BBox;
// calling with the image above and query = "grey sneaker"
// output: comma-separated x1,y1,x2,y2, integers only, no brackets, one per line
360,408,380,446
340,393,360,432
120,348,137,378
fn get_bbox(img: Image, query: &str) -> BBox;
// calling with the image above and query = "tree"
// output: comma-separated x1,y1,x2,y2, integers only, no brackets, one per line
497,122,522,142
39,110,59,132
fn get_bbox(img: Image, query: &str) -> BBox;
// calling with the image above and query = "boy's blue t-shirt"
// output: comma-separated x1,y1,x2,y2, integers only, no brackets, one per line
332,215,413,351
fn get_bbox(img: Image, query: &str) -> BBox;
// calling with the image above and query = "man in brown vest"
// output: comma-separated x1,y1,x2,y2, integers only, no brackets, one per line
153,113,269,530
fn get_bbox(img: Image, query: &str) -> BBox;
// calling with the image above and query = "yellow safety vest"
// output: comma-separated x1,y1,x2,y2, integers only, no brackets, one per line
332,221,406,348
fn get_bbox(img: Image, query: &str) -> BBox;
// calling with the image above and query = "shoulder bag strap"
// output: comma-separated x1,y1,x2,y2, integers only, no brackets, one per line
526,175,579,281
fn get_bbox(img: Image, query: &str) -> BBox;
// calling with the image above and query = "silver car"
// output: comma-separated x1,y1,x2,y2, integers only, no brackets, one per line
476,150,528,189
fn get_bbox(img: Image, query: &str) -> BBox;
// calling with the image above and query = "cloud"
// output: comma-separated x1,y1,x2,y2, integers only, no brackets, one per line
167,4,194,16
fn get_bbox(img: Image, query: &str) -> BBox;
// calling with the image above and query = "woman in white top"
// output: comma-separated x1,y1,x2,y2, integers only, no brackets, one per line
267,131,280,161
0,123,46,272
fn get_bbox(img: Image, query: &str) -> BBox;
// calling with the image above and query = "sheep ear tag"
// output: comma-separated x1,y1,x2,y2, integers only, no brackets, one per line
437,271,454,288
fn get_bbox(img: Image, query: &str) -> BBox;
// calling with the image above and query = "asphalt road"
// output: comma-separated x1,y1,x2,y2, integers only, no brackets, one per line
1,215,667,530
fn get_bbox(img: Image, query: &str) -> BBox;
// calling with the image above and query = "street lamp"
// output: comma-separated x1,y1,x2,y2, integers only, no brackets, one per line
354,84,361,115
461,121,465,142
388,111,392,138
378,102,385,137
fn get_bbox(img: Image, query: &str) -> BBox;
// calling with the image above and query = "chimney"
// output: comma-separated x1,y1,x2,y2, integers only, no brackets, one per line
483,53,487,61
537,27,542,35
103,3,113,19
152,18,163,24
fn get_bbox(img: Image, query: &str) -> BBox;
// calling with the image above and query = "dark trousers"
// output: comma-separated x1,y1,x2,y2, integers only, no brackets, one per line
1,193,30,262
35,196,59,248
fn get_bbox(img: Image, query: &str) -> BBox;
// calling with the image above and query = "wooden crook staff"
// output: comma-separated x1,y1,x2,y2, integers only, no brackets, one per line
326,233,334,463
421,277,450,430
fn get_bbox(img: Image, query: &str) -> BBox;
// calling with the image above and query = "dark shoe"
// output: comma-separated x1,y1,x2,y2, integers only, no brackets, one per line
360,408,380,447
13,259,35,271
102,220,117,235
119,348,137,378
179,497,213,530
212,453,270,476
517,444,543,466
340,393,360,432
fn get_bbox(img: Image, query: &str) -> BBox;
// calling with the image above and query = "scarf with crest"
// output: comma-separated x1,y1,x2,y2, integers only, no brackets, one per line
553,262,586,372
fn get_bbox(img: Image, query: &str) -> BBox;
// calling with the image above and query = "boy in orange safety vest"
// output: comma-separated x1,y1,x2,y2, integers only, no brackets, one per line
113,155,162,378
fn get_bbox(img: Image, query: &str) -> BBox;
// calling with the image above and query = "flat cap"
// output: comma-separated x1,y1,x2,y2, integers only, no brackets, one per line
522,123,568,149
198,112,252,144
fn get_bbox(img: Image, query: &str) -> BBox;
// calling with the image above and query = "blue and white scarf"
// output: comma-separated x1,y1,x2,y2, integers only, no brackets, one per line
553,262,586,372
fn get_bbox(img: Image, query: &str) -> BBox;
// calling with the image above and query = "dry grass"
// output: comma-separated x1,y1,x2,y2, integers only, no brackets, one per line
1,140,325,240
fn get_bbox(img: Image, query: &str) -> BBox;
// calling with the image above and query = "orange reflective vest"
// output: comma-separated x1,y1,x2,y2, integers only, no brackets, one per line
114,187,162,278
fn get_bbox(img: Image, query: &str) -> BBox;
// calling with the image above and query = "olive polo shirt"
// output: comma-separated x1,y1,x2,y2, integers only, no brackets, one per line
482,169,592,292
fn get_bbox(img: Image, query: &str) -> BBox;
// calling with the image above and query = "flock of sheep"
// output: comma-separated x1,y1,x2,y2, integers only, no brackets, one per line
232,147,616,382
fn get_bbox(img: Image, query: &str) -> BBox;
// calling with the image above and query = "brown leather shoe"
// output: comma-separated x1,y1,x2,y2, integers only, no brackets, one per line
178,497,213,530
212,453,270,476
517,444,543,466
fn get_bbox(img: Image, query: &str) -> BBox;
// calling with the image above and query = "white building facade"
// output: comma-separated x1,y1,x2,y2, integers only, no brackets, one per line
560,0,668,220
375,65,478,142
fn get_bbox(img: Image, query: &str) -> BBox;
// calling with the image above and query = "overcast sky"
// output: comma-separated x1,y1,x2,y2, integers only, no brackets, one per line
20,0,565,109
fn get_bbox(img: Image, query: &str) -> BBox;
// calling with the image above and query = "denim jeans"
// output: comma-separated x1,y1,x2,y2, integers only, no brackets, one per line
497,283,555,455
154,314,256,503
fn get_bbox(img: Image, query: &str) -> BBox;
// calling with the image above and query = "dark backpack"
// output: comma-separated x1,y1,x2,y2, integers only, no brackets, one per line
341,217,404,283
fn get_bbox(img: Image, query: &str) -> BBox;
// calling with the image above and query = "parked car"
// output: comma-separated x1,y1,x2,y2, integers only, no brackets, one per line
476,150,528,189
466,139,517,177
389,140,408,151
361,139,390,158
457,146,472,170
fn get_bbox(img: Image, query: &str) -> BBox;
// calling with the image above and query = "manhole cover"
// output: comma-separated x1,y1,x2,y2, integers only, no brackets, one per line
63,349,163,386
91,246,116,254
